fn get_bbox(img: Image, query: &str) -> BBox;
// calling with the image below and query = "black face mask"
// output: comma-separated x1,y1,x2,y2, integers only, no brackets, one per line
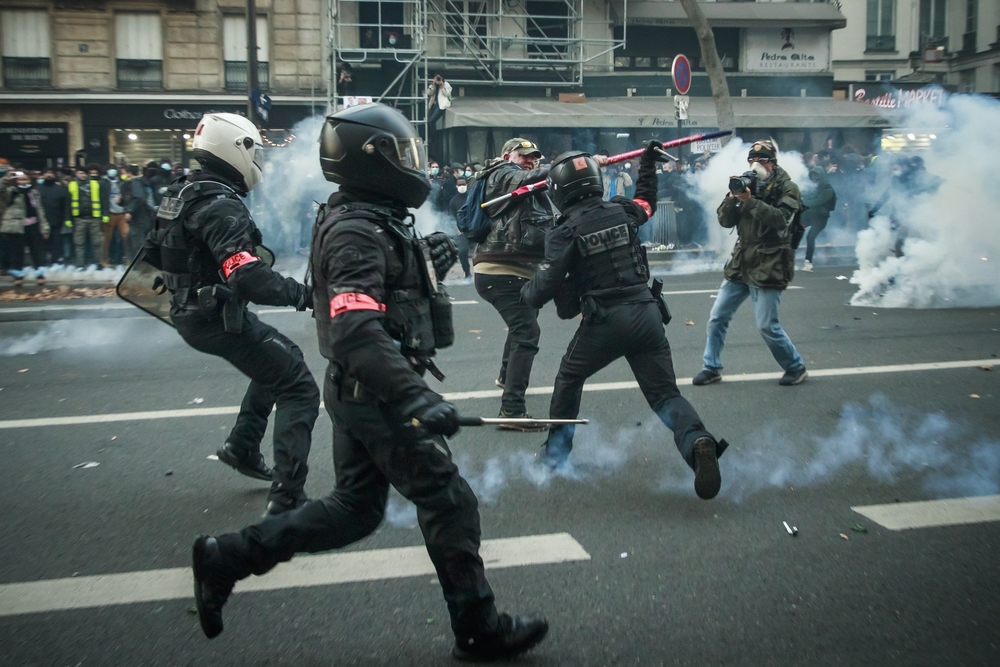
44,177,56,184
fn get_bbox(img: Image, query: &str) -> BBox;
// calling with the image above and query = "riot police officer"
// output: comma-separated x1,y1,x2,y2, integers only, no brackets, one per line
141,113,318,515
191,104,549,662
521,144,727,500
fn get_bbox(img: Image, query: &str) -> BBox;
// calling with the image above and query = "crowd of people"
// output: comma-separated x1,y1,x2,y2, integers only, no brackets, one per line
0,158,186,285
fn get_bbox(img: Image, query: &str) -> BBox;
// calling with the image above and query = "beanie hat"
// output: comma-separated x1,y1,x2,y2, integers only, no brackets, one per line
748,139,778,163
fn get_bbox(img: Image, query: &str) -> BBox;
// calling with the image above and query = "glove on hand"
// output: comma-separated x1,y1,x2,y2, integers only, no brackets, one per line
642,140,667,165
296,283,314,311
411,399,460,437
426,232,458,282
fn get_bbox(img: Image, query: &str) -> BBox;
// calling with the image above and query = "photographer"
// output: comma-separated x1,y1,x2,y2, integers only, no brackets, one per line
692,140,808,387
426,74,452,129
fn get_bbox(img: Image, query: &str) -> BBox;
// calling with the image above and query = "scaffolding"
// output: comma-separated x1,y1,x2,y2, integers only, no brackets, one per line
327,0,624,137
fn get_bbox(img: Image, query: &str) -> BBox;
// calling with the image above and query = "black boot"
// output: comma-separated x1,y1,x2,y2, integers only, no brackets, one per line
693,436,722,500
265,492,307,517
452,613,549,662
192,536,237,639
217,442,273,482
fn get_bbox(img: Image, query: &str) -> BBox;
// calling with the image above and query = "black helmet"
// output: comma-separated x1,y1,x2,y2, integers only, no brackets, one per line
546,151,603,211
320,103,431,208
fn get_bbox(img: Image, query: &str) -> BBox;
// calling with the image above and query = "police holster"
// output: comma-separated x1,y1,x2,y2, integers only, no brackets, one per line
197,284,244,334
650,278,672,326
580,295,608,324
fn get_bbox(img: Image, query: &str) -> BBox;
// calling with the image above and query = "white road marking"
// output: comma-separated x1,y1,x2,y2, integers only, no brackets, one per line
0,532,589,617
0,358,993,430
852,495,1000,531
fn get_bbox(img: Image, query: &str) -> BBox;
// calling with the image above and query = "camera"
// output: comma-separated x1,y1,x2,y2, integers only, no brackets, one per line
729,170,758,197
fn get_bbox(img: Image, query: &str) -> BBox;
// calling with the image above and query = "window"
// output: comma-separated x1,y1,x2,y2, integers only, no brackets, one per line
865,70,895,82
223,16,269,91
444,1,487,51
116,13,163,89
866,0,896,52
962,0,977,52
959,69,976,92
525,1,569,57
1,9,51,88
918,0,947,49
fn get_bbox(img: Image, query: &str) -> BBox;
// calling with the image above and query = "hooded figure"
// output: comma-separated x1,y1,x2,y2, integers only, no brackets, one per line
799,165,836,270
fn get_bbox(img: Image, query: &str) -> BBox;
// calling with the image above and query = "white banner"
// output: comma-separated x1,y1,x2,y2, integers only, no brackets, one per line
691,137,723,154
743,28,829,73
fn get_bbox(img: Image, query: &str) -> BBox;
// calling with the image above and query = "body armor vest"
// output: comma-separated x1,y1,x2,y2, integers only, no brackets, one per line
150,179,250,307
311,201,450,362
568,199,649,295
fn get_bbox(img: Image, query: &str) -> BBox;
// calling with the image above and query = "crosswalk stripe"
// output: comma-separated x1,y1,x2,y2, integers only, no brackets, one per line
0,532,589,617
0,358,993,430
852,495,1000,531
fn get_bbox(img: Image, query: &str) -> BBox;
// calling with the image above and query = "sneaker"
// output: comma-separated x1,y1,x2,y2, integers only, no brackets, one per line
802,260,814,272
192,536,237,639
779,367,809,386
692,369,721,386
452,613,549,662
496,410,547,433
216,442,273,482
692,436,721,500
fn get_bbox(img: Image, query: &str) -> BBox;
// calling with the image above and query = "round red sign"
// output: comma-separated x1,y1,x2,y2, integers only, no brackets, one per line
671,54,692,95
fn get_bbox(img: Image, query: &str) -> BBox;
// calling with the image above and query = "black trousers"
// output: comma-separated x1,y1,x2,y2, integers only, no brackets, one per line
218,365,498,639
475,273,541,413
804,216,829,262
546,300,712,469
172,308,319,501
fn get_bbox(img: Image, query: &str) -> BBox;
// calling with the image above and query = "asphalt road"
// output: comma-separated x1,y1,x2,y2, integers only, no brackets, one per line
1,267,999,667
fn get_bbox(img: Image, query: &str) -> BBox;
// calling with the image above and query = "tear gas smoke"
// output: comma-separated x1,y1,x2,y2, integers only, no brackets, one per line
383,393,1000,526
683,139,811,262
8,264,125,285
0,319,174,356
850,93,1000,308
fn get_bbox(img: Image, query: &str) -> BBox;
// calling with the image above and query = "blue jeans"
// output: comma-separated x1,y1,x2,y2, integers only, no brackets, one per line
702,279,804,373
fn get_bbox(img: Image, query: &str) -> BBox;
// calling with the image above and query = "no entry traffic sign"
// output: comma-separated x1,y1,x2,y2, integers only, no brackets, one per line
672,54,692,95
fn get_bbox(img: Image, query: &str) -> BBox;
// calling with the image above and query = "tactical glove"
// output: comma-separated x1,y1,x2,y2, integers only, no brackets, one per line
426,232,458,282
295,283,314,311
411,399,460,437
642,140,667,165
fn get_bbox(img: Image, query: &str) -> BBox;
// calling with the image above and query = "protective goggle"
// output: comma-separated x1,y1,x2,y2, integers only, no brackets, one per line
747,156,773,164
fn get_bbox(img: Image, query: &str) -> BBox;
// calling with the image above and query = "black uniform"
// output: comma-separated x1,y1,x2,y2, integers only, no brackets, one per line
207,187,500,639
142,170,319,509
522,152,724,481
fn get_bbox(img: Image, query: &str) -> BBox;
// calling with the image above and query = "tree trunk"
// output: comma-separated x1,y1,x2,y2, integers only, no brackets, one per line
677,0,736,133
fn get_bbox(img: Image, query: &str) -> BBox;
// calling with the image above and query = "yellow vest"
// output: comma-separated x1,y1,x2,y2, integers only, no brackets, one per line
68,179,108,222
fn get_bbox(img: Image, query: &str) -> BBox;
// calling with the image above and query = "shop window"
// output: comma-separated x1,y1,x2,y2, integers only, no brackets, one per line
865,71,895,82
866,0,896,52
223,16,270,91
959,69,976,92
116,13,162,89
525,1,569,57
1,9,51,89
962,0,978,53
444,1,488,52
633,56,652,69
614,56,631,69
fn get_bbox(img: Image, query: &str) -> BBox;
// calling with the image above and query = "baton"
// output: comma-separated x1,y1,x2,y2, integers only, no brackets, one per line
480,129,733,209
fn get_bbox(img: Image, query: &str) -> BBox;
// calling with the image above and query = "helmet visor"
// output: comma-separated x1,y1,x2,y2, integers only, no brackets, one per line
252,144,264,171
395,137,426,173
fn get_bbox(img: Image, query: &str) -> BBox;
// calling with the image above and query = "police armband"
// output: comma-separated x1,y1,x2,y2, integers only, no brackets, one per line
632,199,653,218
221,251,260,279
330,292,386,318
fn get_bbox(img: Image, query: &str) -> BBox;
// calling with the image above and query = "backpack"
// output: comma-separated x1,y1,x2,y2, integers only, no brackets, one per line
455,176,492,243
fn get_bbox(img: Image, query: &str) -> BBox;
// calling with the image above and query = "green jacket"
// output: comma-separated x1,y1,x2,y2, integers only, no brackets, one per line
717,165,801,290
1,180,50,236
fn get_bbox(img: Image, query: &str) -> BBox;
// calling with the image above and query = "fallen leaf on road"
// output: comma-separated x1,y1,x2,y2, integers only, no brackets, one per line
17,369,27,373
982,365,993,371
836,276,848,280
188,397,204,404
839,533,849,541
620,552,628,558
970,394,981,399
72,462,100,469
851,524,868,534
110,436,117,441
685,320,695,326
468,330,482,333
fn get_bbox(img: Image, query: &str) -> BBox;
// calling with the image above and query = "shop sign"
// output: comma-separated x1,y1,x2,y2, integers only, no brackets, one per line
851,84,946,109
743,28,829,73
82,104,315,129
0,123,69,158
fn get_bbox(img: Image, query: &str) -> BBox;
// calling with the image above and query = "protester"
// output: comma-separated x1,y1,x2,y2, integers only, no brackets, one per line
1,170,50,286
120,164,157,260
692,139,808,387
448,176,472,280
474,138,553,427
800,165,836,271
68,164,110,268
37,168,70,264
103,163,130,267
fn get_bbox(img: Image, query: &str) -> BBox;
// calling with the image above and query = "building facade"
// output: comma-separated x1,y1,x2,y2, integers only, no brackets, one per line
0,0,327,169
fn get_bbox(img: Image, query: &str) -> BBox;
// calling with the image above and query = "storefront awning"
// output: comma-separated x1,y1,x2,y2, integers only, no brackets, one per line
612,1,847,29
444,96,897,130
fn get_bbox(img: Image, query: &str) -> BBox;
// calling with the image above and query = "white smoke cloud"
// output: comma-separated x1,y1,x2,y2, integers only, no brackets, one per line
0,319,174,356
850,93,1000,308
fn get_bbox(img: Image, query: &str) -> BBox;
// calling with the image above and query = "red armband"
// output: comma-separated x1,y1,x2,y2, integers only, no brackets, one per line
633,198,652,218
221,251,260,278
330,292,386,318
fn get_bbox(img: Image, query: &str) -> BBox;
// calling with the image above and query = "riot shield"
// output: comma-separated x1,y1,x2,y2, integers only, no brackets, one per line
116,249,174,327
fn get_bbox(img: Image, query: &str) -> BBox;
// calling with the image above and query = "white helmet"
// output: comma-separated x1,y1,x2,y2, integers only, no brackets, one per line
191,113,264,192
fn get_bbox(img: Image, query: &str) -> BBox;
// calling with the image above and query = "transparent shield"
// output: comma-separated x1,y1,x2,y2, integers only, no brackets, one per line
116,249,174,328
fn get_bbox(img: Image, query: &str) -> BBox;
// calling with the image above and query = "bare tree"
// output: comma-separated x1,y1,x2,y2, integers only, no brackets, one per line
677,0,735,132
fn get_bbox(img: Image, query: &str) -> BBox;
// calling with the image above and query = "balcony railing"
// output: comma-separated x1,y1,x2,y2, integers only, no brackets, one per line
866,35,896,52
224,61,270,92
117,59,163,90
2,57,51,89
